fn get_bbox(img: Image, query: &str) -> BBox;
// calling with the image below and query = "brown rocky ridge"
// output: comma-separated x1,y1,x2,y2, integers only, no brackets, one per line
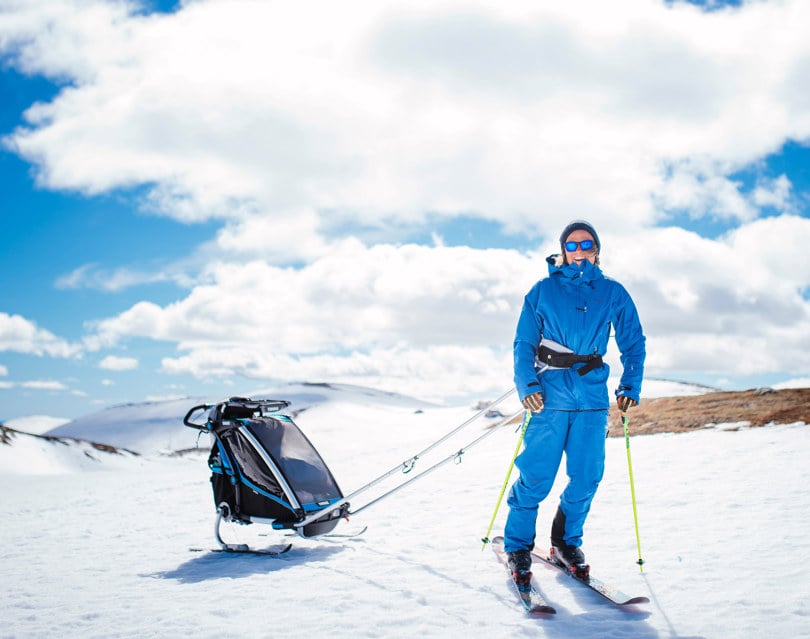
605,387,810,436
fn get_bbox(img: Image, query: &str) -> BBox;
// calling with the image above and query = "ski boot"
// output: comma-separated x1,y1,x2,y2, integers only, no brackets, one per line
506,549,532,585
550,544,590,579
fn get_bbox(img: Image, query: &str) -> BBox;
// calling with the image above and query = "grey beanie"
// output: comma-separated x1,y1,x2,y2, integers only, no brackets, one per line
559,220,600,253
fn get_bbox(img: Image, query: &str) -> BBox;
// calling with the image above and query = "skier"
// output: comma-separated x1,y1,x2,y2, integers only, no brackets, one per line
504,220,646,578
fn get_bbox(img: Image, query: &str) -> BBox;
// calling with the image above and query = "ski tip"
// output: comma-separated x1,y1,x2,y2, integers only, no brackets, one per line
619,596,650,606
529,605,557,615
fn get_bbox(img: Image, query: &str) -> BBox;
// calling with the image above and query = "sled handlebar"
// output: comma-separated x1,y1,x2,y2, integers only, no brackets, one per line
184,398,293,430
226,397,292,414
183,404,213,430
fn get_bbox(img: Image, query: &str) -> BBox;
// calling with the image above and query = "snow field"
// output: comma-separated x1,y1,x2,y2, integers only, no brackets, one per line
1,397,808,638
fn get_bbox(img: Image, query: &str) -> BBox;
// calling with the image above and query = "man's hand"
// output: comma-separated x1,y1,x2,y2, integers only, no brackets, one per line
616,396,638,412
522,392,544,413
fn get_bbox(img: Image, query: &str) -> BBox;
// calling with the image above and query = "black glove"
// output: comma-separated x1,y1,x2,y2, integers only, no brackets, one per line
616,396,638,412
522,392,544,413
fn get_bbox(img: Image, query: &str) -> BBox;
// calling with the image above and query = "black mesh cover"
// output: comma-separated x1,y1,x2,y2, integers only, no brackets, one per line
243,417,342,505
210,414,342,524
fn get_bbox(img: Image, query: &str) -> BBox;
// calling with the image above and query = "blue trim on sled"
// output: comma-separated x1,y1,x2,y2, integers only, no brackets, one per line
301,498,343,512
209,432,342,522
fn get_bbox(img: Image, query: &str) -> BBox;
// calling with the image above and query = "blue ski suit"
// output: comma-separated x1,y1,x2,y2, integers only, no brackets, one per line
504,256,645,553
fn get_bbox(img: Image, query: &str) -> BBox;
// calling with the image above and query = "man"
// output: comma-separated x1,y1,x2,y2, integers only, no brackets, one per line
504,220,645,579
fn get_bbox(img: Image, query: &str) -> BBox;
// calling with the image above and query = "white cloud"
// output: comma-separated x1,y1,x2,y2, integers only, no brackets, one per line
83,215,810,396
0,313,82,358
20,380,68,391
602,215,810,378
99,355,139,371
0,364,7,376
90,239,534,354
752,175,795,214
161,344,513,403
55,263,181,292
214,211,332,263
653,160,759,221
2,0,810,240
84,239,535,398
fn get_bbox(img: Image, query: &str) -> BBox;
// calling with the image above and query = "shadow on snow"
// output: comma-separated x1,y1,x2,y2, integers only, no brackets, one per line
146,544,346,584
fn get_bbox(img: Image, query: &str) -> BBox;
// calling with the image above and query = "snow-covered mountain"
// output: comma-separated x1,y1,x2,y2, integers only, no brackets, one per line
0,379,712,476
0,425,139,475
40,382,435,456
12,378,708,461
3,414,70,435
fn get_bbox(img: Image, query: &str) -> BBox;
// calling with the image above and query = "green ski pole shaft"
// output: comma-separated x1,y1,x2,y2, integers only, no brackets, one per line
481,410,530,550
622,412,645,571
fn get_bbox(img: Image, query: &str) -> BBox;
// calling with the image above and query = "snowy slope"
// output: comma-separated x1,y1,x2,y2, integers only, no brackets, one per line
1,381,808,638
36,378,708,458
42,382,436,455
0,426,139,475
4,414,69,435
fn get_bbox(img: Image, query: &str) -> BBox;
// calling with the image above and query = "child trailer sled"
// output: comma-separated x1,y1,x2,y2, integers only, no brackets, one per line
184,397,348,551
185,389,525,554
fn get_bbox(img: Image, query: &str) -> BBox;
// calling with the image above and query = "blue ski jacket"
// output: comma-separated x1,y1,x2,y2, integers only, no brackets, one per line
514,255,646,410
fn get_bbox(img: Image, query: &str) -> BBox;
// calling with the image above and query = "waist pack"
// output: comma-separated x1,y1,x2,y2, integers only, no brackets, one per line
537,339,603,377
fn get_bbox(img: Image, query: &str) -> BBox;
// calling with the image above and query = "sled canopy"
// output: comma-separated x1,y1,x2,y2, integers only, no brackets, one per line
185,397,347,540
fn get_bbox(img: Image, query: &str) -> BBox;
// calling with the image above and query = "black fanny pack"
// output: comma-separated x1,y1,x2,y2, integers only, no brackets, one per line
537,344,604,377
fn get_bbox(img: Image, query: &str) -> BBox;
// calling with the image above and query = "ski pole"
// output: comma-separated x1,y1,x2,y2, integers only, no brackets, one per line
347,408,523,517
481,410,530,550
293,389,516,530
622,411,645,571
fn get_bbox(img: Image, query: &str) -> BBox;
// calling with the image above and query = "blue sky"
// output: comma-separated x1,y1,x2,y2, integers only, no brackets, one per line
2,0,809,422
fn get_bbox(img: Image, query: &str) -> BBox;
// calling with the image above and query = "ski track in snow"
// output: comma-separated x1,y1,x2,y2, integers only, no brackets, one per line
1,396,809,639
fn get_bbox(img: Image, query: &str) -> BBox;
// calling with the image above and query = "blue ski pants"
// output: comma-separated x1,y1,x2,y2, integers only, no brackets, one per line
503,408,608,553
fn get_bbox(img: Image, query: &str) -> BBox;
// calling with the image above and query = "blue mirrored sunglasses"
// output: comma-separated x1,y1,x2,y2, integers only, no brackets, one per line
564,239,595,252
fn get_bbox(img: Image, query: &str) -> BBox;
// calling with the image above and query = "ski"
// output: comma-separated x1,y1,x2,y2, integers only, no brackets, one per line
491,536,556,615
189,543,293,556
320,525,368,539
283,525,368,539
532,549,649,606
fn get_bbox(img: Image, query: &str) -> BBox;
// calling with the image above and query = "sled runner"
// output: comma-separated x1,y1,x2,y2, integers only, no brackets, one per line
184,397,348,551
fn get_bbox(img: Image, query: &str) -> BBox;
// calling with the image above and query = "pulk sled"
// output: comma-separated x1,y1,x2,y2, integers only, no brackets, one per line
184,389,521,551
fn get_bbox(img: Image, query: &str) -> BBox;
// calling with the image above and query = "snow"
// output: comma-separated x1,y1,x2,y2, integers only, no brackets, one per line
4,414,70,435
634,378,718,398
1,382,809,638
43,383,439,455
0,428,138,475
